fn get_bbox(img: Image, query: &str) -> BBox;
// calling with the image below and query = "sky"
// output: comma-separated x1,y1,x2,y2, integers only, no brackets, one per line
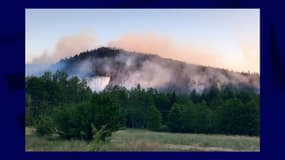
26,9,260,73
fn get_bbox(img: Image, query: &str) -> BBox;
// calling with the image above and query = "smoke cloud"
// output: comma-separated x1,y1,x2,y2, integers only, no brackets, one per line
57,47,259,93
27,32,259,92
31,32,96,64
108,32,259,73
119,60,174,90
29,32,259,73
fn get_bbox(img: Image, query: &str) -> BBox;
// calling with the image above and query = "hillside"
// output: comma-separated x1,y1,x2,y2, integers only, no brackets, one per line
50,47,259,93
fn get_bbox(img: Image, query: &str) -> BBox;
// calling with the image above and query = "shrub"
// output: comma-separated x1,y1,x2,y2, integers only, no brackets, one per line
36,116,55,136
158,124,169,132
54,93,124,140
88,124,109,151
53,104,81,139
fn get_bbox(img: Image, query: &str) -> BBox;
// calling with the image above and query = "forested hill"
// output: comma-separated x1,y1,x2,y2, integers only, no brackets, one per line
53,47,259,93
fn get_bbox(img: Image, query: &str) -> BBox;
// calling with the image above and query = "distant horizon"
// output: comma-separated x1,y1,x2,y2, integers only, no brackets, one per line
26,9,260,73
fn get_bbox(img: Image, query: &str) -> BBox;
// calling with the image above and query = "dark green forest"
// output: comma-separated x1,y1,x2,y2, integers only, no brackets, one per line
26,71,259,141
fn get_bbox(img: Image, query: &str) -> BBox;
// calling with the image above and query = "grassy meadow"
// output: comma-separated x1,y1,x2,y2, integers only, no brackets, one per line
26,127,259,152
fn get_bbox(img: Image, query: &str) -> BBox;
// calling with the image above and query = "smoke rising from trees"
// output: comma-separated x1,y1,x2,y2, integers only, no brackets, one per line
52,47,259,93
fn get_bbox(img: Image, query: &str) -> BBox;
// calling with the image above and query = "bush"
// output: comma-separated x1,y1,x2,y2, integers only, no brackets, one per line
158,124,169,132
90,93,124,136
88,124,109,151
53,104,81,139
36,116,55,136
54,93,124,140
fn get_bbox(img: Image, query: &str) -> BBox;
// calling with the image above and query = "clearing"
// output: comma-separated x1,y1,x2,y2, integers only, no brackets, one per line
26,127,259,151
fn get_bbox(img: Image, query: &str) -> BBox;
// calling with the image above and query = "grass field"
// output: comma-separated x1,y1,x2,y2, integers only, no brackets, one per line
26,127,259,151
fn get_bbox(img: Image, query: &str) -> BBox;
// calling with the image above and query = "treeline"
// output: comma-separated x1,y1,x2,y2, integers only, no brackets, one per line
26,71,92,126
26,71,259,140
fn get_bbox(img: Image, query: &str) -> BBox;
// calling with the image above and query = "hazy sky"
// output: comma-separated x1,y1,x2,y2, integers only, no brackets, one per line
26,9,260,73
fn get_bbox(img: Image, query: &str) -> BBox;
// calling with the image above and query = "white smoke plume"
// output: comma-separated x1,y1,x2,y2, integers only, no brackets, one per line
87,76,110,92
119,60,174,90
58,48,259,93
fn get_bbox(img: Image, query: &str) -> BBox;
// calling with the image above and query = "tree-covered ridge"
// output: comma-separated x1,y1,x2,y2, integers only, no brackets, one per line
26,71,259,139
52,47,259,93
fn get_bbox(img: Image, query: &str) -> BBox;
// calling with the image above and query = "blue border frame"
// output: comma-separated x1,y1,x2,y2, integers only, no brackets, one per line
1,0,284,160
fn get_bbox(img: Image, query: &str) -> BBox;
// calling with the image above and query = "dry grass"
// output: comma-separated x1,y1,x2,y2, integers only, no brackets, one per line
25,127,260,152
102,129,259,151
26,127,88,151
